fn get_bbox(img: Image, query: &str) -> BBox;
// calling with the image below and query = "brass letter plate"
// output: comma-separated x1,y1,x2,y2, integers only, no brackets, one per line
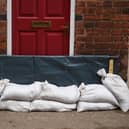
32,21,51,28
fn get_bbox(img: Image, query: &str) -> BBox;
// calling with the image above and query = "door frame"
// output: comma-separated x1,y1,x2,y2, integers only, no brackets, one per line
7,0,75,56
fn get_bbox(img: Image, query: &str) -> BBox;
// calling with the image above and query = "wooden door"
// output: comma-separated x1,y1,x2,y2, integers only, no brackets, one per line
12,0,70,55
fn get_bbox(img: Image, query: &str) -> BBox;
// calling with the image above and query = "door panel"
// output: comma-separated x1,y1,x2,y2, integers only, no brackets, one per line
19,0,38,17
19,32,37,55
46,32,64,55
12,0,70,55
46,0,64,17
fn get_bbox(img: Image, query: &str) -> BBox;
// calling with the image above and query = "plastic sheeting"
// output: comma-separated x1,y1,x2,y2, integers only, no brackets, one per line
0,56,119,86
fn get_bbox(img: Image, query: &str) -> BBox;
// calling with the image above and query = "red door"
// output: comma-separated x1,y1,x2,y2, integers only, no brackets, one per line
12,0,70,55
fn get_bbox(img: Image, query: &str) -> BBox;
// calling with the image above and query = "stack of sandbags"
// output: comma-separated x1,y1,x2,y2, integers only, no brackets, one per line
0,81,42,112
1,71,128,113
97,68,129,112
0,80,79,112
30,81,80,112
77,83,118,112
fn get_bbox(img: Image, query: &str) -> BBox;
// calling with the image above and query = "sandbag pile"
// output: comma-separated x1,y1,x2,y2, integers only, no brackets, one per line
0,81,42,112
0,68,129,113
97,68,129,112
77,83,118,112
30,81,79,112
0,80,79,112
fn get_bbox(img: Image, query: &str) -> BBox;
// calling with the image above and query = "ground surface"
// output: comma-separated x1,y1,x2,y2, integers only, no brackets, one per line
0,110,129,129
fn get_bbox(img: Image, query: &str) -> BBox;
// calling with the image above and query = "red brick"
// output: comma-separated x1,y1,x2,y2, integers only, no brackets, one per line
75,28,84,35
95,49,112,55
75,48,95,55
121,29,129,35
103,8,114,15
85,15,102,20
87,1,97,7
112,35,123,42
76,7,85,14
86,29,98,35
95,8,103,15
94,36,112,42
96,1,104,7
122,8,129,15
114,41,128,48
120,49,128,57
112,8,122,15
85,43,115,49
76,1,85,8
103,0,112,8
113,1,129,8
75,21,84,28
85,36,94,42
0,21,6,54
0,0,6,14
94,49,120,55
85,8,96,15
0,42,6,47
122,23,129,28
85,22,96,28
112,15,129,21
118,43,128,49
113,22,123,28
75,42,86,49
94,28,112,34
96,21,113,28
0,21,6,30
112,29,122,35
75,21,84,34
76,36,86,42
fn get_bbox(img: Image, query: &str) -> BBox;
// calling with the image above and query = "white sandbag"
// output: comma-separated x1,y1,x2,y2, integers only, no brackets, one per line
0,100,30,112
77,102,117,112
30,100,76,112
97,68,129,112
1,81,42,101
38,81,80,104
0,79,10,96
79,83,119,106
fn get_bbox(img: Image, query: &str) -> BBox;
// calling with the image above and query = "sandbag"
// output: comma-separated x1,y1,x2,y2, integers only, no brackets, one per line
77,102,117,112
79,83,119,106
97,68,129,112
0,100,30,112
1,82,42,101
30,100,76,112
0,79,10,96
38,81,80,104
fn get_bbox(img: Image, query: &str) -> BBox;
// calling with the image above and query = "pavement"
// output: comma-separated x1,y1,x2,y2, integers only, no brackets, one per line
0,110,129,129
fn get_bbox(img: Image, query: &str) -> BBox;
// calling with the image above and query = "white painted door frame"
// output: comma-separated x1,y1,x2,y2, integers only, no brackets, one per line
7,0,75,56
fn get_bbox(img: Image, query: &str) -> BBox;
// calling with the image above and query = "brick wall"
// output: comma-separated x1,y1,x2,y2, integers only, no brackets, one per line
0,0,6,54
75,0,129,80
